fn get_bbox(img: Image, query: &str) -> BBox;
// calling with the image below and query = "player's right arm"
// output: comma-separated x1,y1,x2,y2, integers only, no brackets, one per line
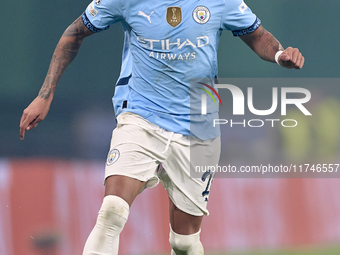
19,17,94,140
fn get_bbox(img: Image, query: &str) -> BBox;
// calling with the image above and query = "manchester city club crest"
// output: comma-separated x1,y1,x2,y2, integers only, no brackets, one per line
193,6,210,24
106,149,120,166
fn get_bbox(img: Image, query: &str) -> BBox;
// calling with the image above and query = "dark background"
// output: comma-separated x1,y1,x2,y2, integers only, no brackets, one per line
1,0,339,160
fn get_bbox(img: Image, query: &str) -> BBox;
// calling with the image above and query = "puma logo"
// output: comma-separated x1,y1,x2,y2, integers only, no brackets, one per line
138,11,154,23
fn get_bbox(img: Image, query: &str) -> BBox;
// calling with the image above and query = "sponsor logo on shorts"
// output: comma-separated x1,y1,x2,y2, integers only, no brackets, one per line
193,6,210,24
107,149,120,166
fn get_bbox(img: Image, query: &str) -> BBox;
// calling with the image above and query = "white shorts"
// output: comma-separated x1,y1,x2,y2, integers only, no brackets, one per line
105,112,221,216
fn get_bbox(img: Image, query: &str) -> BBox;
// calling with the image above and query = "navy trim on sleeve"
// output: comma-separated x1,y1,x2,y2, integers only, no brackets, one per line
232,17,262,37
81,12,109,33
116,74,132,86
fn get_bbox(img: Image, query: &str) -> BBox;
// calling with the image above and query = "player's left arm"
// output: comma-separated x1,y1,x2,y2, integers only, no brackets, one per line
240,25,305,69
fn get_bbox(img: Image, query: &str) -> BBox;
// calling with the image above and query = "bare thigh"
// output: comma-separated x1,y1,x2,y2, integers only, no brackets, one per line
104,175,146,207
169,198,203,235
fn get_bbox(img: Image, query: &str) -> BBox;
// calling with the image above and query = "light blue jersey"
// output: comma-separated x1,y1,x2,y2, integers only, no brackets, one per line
82,0,260,140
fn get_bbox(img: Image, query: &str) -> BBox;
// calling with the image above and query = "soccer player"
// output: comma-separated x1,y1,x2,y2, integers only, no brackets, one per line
19,0,304,254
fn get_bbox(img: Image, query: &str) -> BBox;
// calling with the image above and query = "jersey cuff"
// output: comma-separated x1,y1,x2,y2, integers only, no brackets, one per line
232,17,261,37
81,12,110,33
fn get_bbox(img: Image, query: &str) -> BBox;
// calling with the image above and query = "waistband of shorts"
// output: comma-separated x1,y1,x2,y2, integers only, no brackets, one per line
117,112,161,130
117,112,186,142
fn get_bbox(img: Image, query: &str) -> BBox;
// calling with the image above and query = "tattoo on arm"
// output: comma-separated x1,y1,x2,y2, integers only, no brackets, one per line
38,17,93,100
258,26,265,38
258,32,282,61
240,26,284,63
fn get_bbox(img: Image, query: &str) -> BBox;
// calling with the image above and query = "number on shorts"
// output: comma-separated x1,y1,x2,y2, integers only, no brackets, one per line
201,170,215,201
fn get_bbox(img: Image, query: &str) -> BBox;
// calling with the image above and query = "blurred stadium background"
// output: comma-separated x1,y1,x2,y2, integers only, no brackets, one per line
1,0,340,254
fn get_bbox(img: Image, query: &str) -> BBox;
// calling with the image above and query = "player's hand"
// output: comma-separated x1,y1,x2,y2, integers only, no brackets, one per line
278,47,305,69
20,97,52,140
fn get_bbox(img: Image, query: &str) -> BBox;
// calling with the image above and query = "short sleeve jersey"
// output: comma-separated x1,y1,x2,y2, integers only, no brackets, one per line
82,0,261,140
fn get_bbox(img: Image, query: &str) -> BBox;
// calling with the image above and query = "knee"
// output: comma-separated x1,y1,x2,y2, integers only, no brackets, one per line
169,228,203,254
97,195,130,230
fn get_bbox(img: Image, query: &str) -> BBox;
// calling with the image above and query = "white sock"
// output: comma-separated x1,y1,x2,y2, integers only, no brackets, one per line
83,195,129,255
169,228,204,255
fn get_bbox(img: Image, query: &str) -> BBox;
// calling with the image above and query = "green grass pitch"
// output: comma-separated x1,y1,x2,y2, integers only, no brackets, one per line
148,245,340,255
206,245,340,255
